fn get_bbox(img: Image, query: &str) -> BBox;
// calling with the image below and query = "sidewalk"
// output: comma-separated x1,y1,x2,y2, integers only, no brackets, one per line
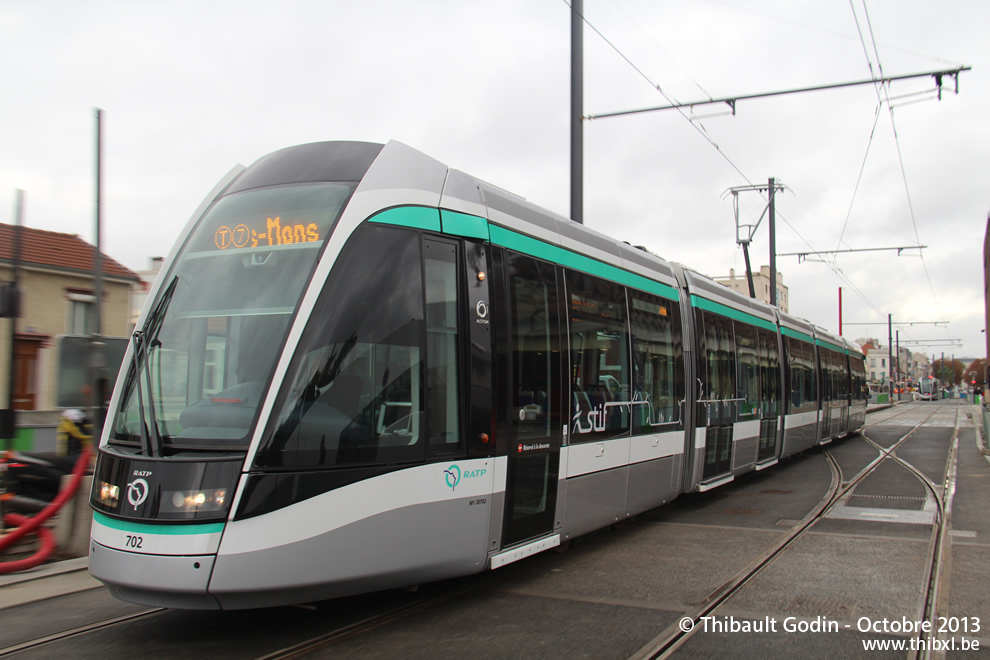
971,403,990,462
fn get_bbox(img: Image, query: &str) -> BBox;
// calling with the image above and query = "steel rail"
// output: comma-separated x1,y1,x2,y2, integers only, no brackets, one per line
630,403,944,659
254,588,468,660
0,608,164,657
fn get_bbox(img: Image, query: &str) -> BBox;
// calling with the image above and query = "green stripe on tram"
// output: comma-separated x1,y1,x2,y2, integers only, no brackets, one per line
816,337,847,354
689,295,777,332
781,326,815,344
368,205,681,302
93,511,224,535
488,224,680,301
369,206,441,232
440,209,489,240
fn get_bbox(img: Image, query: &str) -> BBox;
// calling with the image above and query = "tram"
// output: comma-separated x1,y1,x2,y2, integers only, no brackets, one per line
918,376,939,401
88,140,869,609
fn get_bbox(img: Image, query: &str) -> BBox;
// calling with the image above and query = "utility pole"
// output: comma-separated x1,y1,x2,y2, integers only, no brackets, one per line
92,108,106,439
570,0,583,224
1,190,22,532
887,314,894,403
2,190,24,445
768,178,777,307
896,330,900,401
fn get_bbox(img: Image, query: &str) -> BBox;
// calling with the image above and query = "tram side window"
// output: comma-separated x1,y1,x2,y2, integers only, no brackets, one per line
818,348,832,403
630,291,684,432
424,239,461,452
834,351,849,400
758,328,780,416
733,321,759,418
828,350,840,402
852,357,868,401
786,337,816,413
566,271,630,441
256,223,433,469
701,311,736,412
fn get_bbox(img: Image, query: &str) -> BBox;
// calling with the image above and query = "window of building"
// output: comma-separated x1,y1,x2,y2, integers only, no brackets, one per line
66,292,96,334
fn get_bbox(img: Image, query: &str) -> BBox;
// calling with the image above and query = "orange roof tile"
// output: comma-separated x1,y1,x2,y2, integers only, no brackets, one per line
0,222,139,282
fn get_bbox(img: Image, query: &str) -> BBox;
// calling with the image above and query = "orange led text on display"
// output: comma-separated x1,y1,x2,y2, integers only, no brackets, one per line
214,217,320,250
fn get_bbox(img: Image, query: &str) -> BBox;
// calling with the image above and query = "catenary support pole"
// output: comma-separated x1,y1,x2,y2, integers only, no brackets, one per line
570,0,583,224
768,177,777,306
887,314,894,403
3,190,24,446
92,109,105,439
742,242,756,299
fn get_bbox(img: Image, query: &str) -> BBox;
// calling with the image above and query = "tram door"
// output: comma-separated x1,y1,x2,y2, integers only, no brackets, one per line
499,252,563,547
700,311,735,480
757,328,781,462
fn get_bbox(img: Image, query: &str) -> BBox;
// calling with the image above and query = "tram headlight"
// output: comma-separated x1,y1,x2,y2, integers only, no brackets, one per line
95,480,120,507
162,488,228,513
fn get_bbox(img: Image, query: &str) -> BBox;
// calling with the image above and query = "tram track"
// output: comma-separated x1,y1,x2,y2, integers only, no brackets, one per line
629,403,947,659
857,405,961,658
863,401,930,427
253,587,469,660
0,607,165,658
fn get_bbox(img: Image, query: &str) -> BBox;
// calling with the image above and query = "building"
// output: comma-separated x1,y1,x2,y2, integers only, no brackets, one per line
713,265,789,312
865,346,889,384
0,223,140,412
911,352,931,381
129,256,165,329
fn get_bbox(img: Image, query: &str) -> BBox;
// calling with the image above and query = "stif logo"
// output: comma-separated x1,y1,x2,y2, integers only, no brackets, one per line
444,465,461,491
127,478,149,509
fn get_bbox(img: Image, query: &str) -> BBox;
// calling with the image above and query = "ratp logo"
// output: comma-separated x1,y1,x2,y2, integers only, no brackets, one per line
444,465,461,491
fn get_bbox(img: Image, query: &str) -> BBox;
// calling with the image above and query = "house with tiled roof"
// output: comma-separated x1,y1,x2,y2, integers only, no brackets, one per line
0,222,139,414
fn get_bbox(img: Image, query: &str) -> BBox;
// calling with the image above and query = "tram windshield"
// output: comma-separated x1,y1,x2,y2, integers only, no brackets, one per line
110,183,354,451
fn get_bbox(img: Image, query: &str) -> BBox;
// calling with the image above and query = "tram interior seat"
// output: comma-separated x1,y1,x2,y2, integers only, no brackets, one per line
518,387,546,421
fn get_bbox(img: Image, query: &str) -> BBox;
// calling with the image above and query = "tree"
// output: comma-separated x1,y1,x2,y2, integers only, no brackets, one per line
932,358,965,385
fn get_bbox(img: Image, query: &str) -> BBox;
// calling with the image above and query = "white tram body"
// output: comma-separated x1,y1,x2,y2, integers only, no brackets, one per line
88,141,869,609
918,376,939,400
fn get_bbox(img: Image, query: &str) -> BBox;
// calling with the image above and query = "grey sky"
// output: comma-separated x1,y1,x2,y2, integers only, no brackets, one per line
2,0,987,357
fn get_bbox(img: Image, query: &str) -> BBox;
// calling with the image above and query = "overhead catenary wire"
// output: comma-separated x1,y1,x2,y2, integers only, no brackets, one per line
561,0,754,185
605,0,715,102
570,0,956,326
575,0,885,316
859,1,946,325
837,0,884,253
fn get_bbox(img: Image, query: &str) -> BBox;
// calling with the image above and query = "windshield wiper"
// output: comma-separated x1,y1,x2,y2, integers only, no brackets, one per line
130,275,179,456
